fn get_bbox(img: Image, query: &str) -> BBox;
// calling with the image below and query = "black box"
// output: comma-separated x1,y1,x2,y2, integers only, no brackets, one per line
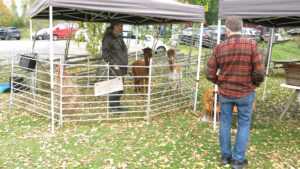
19,54,37,70
10,77,25,92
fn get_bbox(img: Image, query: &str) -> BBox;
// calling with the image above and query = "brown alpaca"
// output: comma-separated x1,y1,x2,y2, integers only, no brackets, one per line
203,88,256,121
56,67,80,115
167,49,182,90
203,88,221,121
132,47,152,93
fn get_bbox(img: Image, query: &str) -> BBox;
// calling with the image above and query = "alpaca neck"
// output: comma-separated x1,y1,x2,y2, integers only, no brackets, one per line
144,57,150,74
144,58,149,66
169,60,176,72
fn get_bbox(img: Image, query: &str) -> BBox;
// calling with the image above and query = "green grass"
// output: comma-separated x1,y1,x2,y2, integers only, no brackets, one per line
0,41,299,168
268,39,300,60
177,38,300,61
0,69,299,168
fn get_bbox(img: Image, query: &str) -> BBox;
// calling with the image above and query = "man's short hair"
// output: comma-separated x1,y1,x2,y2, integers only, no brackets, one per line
225,16,243,32
110,20,123,27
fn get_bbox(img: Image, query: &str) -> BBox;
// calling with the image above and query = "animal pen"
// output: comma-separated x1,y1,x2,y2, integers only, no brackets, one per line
10,0,205,133
0,55,13,112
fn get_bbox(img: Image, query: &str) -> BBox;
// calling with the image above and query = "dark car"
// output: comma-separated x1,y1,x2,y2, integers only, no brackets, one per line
241,27,261,41
179,27,214,48
0,27,21,40
207,25,227,42
33,28,50,40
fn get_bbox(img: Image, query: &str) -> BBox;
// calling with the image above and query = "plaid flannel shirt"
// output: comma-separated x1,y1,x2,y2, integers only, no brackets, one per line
205,34,265,98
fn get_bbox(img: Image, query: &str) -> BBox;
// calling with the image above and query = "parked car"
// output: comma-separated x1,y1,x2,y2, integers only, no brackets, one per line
74,25,106,42
241,27,261,41
0,27,21,40
33,23,79,41
287,28,300,36
75,29,168,54
207,25,227,42
262,33,290,43
52,23,79,40
177,27,214,47
33,28,50,40
123,31,168,54
75,27,88,41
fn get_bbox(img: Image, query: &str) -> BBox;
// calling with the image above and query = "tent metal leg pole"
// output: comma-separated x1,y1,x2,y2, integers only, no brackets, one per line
9,49,15,114
59,56,63,127
106,63,109,119
30,19,33,53
193,22,204,112
213,19,222,132
146,59,153,123
135,26,139,60
49,6,55,134
263,27,275,101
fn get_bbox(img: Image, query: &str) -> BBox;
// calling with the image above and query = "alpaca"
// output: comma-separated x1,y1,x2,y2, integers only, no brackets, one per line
203,88,221,121
56,67,80,115
203,88,256,121
132,47,152,93
167,49,182,91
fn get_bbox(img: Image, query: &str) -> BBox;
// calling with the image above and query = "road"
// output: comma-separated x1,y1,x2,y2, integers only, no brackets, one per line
0,39,89,60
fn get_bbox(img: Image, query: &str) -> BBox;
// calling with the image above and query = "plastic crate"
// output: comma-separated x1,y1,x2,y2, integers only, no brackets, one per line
19,54,37,70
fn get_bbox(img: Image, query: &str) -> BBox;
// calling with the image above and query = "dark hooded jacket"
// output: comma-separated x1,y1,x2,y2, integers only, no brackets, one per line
101,29,128,66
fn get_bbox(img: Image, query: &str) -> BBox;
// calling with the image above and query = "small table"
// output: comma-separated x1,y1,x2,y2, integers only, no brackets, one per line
271,59,300,69
279,83,300,120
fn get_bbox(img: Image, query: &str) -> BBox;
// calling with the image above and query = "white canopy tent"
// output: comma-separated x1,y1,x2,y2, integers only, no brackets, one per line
211,0,300,131
29,0,205,133
30,0,204,24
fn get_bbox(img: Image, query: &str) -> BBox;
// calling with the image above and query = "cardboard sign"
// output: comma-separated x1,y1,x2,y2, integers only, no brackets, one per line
94,77,123,96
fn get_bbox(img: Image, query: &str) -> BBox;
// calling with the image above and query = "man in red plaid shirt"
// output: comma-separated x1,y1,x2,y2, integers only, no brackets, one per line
205,16,265,169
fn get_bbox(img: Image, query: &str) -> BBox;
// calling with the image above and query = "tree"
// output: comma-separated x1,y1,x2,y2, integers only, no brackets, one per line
0,0,13,26
178,0,219,25
10,0,18,16
205,0,219,25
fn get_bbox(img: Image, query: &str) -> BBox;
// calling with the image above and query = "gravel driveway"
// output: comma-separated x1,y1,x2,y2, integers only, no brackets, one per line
0,39,89,60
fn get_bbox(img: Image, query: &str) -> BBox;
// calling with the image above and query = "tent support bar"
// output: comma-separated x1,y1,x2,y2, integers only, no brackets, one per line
263,27,275,101
30,19,33,53
193,22,204,112
49,6,55,134
213,19,222,132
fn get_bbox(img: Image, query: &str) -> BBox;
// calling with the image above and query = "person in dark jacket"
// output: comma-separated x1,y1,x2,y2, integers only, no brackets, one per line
101,21,128,112
205,16,265,169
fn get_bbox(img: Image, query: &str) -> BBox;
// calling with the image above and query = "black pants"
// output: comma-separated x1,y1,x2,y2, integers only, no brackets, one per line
109,67,127,107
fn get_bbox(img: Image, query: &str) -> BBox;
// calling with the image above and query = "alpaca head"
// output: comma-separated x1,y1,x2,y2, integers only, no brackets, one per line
167,49,175,57
143,47,152,65
167,49,176,65
143,47,152,58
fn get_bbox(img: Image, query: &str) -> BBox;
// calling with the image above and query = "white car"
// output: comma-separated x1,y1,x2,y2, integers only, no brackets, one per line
75,27,88,41
75,29,169,54
123,32,168,54
33,28,50,40
241,27,261,41
262,33,290,43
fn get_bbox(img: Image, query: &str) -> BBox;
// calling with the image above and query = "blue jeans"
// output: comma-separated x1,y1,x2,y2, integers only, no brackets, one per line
109,67,127,107
219,92,255,161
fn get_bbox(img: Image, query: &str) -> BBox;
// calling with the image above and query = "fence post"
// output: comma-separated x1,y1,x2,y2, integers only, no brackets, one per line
147,58,153,123
49,6,55,134
9,49,15,113
193,22,204,112
106,63,109,119
59,56,64,126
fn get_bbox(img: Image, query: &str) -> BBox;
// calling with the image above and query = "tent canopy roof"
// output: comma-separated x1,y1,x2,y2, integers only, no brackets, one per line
218,0,300,27
30,0,204,25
